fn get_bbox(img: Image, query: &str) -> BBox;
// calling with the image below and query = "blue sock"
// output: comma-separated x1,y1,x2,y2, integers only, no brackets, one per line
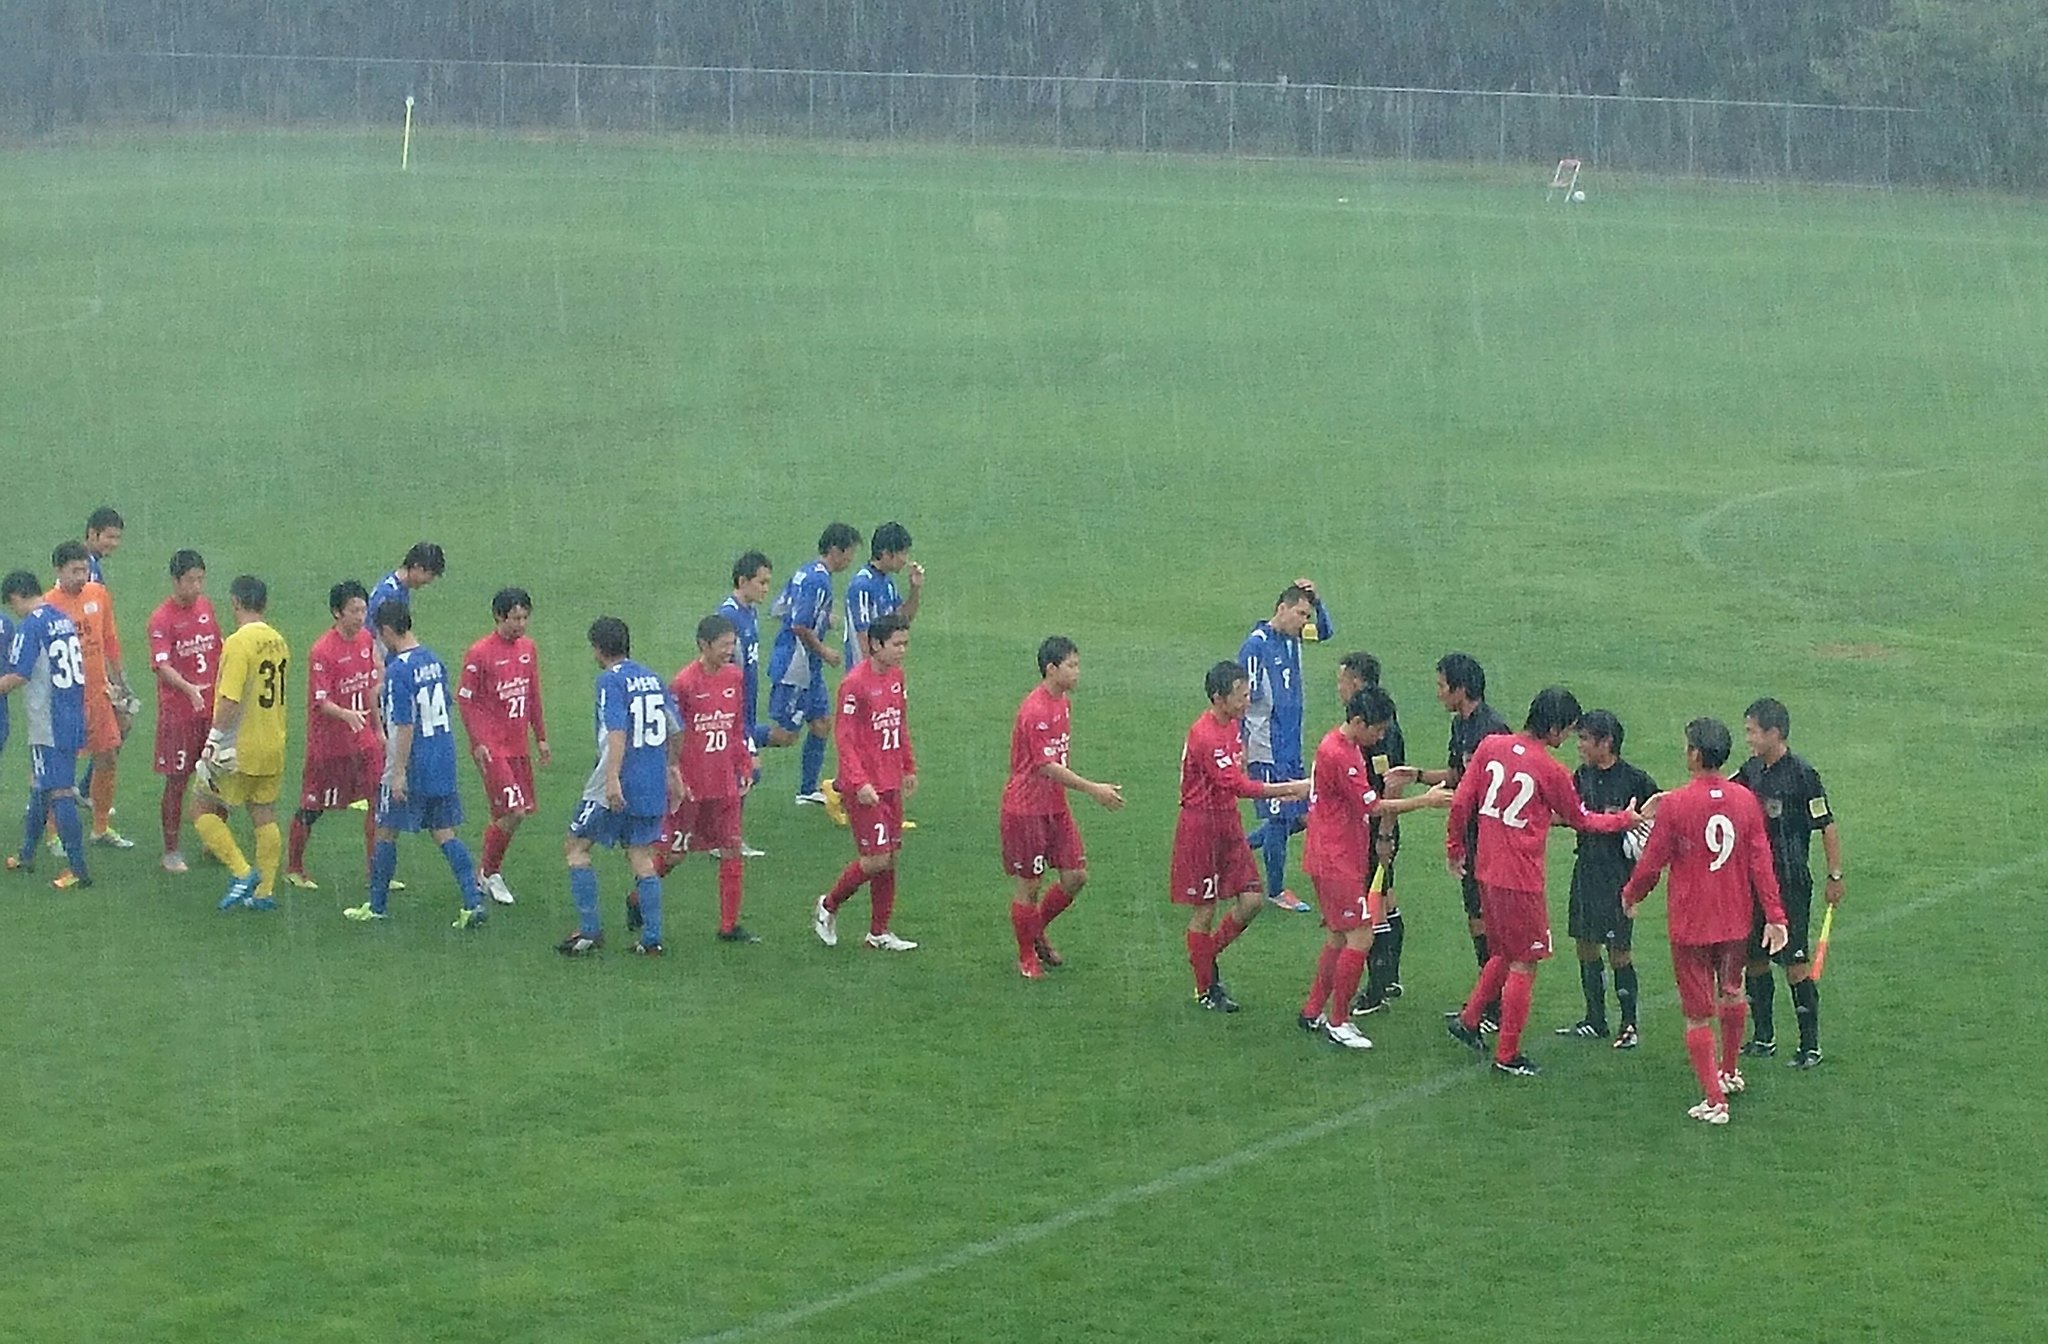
441,837,480,909
1244,818,1269,849
570,865,600,936
51,794,88,881
635,874,664,944
20,789,49,863
799,733,826,794
1260,821,1288,898
369,839,398,914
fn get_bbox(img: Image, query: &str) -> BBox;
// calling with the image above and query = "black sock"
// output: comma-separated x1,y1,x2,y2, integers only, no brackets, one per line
1385,910,1405,979
1363,935,1392,1004
1579,959,1607,1027
1791,978,1820,1052
1471,932,1490,969
1747,972,1777,1041
1613,963,1639,1027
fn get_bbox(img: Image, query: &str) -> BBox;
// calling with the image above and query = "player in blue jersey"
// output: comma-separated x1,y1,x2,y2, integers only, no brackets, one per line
843,522,925,668
717,550,774,857
0,574,22,768
767,522,860,806
365,542,445,666
84,507,124,586
1241,580,1332,913
1,569,94,889
558,616,684,957
343,603,486,928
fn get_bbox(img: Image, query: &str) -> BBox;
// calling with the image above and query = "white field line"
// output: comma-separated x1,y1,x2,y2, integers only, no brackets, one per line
684,845,2048,1343
0,296,103,339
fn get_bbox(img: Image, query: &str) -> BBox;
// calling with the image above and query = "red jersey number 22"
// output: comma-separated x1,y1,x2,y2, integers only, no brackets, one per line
1478,760,1536,829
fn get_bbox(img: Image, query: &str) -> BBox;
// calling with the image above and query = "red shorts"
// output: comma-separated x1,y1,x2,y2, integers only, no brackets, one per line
1672,941,1748,1018
1000,807,1083,878
1310,870,1381,932
662,795,743,855
1479,882,1553,962
482,754,537,819
1170,809,1261,905
301,750,382,811
848,788,903,856
154,714,211,776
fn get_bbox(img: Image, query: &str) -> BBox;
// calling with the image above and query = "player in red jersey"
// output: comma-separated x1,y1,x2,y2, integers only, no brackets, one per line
145,550,222,873
1173,661,1312,1012
1445,687,1639,1076
1297,687,1452,1047
647,614,758,943
457,587,551,906
811,613,919,952
1622,717,1789,1125
1000,636,1125,979
285,581,387,890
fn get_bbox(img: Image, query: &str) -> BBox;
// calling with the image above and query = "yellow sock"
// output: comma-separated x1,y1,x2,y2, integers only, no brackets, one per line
193,813,250,877
253,822,282,898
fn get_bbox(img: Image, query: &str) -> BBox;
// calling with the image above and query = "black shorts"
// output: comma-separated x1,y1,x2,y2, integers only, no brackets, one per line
1567,883,1633,951
1751,880,1813,966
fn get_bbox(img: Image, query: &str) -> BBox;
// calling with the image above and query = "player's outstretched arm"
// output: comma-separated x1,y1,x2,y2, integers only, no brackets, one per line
1372,784,1452,817
1039,761,1124,810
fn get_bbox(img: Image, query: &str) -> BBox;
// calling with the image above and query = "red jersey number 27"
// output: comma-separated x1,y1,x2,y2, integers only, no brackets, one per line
1478,760,1537,829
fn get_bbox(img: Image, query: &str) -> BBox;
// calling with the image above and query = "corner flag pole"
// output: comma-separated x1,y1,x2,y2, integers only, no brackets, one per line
401,95,416,171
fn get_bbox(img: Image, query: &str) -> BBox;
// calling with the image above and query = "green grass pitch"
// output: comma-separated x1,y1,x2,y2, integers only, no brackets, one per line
3,130,2046,1342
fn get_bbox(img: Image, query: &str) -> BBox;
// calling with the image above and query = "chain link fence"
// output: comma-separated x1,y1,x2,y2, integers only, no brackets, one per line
48,51,2003,188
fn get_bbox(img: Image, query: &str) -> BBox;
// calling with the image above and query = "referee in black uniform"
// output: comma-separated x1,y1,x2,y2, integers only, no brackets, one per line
1557,709,1658,1048
1734,697,1845,1069
1419,652,1510,1031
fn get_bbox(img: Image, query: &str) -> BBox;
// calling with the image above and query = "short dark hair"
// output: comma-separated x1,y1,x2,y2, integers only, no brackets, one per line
1687,717,1734,770
696,613,736,646
52,540,89,569
818,523,861,555
329,579,369,614
1524,686,1583,737
169,549,206,579
402,542,446,576
588,616,630,658
230,575,268,614
1339,651,1381,686
86,507,124,534
871,522,913,558
373,600,411,635
1345,686,1397,726
1205,660,1249,701
1275,584,1314,611
492,586,532,619
1745,697,1791,739
2,571,41,602
1579,708,1623,753
1437,652,1485,703
732,550,772,586
867,612,910,648
1037,635,1078,676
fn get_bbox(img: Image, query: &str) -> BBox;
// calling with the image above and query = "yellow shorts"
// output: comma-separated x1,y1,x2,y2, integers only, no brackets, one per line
213,772,283,807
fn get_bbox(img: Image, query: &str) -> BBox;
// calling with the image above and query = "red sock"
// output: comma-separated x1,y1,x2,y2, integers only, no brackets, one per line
825,861,867,909
869,868,897,935
1009,901,1040,958
1214,911,1248,953
1328,947,1368,1027
717,857,744,933
161,776,189,852
1303,944,1341,1018
1039,884,1073,928
1686,1025,1725,1103
1495,967,1535,1062
1718,1001,1748,1077
1186,929,1218,993
481,823,510,877
286,811,309,871
1462,956,1511,1029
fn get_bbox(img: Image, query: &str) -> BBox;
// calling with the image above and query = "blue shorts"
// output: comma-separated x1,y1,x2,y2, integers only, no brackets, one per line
768,673,830,732
1251,760,1307,824
378,787,465,834
568,799,663,849
30,745,77,793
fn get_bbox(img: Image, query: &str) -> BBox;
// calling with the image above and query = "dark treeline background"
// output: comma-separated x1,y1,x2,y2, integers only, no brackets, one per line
6,0,2045,181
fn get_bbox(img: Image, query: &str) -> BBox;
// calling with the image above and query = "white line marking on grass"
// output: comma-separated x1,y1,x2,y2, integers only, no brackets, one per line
0,296,103,339
683,847,2048,1343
